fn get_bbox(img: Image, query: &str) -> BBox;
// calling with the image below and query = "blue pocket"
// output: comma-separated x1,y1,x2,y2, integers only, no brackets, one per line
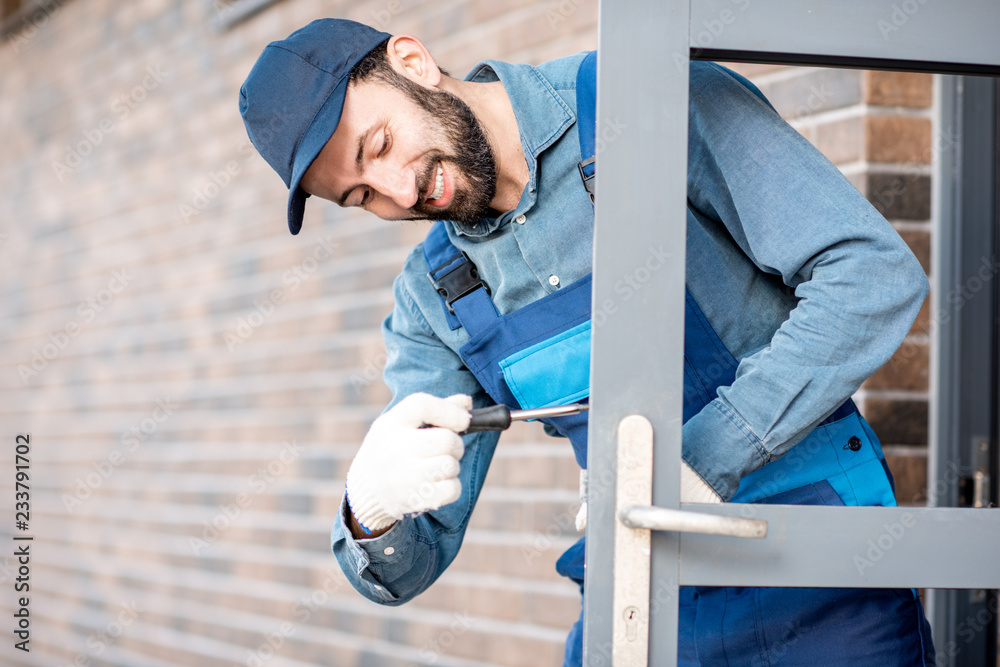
731,412,896,507
499,320,591,409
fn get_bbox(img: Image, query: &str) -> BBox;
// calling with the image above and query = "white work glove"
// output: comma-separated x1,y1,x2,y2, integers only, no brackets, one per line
681,461,722,504
575,469,588,531
575,503,588,532
346,393,472,533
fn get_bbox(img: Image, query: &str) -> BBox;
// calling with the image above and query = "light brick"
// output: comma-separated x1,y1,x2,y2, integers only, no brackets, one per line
718,61,790,78
755,67,862,119
814,116,864,165
866,115,932,164
865,70,933,108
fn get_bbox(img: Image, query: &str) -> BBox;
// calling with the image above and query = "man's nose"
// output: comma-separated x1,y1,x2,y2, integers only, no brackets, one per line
370,165,418,210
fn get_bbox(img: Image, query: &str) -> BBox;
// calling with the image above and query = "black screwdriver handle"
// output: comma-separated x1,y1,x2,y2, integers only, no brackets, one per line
460,404,512,435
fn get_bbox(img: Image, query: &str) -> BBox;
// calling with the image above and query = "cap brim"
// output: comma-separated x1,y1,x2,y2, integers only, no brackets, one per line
287,187,307,235
285,75,351,235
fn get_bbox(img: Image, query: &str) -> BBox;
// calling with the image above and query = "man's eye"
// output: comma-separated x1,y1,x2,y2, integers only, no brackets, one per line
378,130,391,157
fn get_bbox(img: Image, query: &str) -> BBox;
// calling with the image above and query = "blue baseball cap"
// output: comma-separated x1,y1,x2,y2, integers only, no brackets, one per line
240,19,391,235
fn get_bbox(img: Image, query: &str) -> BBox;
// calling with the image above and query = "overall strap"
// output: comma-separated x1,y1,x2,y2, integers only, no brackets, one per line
575,55,776,207
422,221,500,334
576,51,598,204
421,51,598,334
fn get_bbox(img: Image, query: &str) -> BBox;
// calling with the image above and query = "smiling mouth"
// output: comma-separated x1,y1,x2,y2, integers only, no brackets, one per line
426,162,444,203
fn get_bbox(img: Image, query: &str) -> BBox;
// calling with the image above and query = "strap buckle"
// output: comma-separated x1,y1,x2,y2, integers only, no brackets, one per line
578,157,596,204
427,252,490,315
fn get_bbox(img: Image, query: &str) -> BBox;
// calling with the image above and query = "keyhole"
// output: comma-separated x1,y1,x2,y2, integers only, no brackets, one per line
624,605,640,641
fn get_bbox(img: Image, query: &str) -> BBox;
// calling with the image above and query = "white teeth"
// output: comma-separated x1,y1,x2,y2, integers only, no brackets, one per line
429,163,444,201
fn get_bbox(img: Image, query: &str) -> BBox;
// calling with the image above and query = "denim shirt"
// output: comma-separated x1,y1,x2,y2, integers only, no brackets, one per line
331,54,928,605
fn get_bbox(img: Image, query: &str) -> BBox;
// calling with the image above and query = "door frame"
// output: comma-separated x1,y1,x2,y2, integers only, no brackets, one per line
584,2,1000,665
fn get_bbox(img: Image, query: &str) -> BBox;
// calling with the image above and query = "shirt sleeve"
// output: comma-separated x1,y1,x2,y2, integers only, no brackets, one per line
681,62,929,501
331,263,500,605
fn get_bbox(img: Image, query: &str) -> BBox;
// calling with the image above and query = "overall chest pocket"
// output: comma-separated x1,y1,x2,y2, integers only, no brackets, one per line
498,320,591,409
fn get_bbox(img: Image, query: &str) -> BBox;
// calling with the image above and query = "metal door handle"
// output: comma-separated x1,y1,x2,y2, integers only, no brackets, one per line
610,415,767,665
619,504,768,539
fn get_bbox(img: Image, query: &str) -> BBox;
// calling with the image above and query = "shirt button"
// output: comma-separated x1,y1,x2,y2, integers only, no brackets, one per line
548,275,560,287
515,214,526,224
847,436,862,451
383,546,395,555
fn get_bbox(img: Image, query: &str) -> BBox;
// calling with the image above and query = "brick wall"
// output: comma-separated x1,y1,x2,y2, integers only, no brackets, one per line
0,1,932,666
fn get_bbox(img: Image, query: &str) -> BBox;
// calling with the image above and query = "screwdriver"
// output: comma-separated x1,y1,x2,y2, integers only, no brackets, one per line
459,402,589,435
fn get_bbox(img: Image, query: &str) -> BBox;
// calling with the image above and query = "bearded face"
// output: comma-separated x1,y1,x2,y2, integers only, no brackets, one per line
302,69,500,226
398,82,498,224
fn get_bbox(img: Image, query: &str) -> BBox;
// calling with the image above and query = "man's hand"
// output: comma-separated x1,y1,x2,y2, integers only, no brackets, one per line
346,393,473,536
681,461,723,504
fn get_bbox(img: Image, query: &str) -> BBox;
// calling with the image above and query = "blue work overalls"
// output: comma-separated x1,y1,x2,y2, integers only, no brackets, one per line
420,52,934,666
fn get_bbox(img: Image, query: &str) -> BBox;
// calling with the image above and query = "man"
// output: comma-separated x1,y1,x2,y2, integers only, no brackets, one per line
240,18,935,665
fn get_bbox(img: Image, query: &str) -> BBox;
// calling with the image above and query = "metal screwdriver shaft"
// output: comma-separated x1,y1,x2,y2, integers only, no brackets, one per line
460,402,589,435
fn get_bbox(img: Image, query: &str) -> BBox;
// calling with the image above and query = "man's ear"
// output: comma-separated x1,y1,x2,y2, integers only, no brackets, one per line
385,35,443,89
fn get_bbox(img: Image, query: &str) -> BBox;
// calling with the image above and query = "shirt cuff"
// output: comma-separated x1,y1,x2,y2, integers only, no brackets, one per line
682,399,769,501
331,495,408,603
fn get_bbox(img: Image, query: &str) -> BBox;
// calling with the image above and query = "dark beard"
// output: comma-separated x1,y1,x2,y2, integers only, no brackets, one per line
401,84,498,224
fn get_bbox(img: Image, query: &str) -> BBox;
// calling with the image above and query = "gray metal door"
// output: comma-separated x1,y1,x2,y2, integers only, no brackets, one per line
584,2,1000,665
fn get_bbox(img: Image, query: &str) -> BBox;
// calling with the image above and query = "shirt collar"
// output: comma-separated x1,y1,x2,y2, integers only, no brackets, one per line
448,59,575,237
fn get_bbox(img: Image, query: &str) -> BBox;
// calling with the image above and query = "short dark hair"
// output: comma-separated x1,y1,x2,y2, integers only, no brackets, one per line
349,37,450,86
